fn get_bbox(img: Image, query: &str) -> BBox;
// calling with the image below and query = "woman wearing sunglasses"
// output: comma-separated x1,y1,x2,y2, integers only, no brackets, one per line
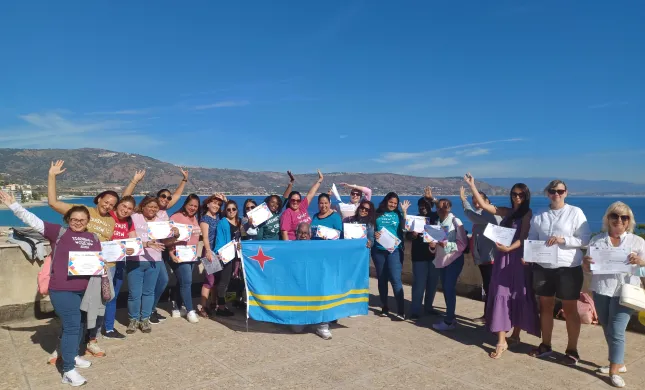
527,180,591,364
583,202,645,388
347,200,376,248
280,170,324,241
465,174,540,358
213,200,244,316
334,182,373,222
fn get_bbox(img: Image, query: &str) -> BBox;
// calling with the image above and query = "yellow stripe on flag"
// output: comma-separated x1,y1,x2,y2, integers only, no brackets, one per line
248,289,370,302
248,297,369,311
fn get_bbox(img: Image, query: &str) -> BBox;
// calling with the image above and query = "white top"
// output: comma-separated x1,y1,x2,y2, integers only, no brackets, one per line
589,232,645,297
528,204,591,268
9,202,45,234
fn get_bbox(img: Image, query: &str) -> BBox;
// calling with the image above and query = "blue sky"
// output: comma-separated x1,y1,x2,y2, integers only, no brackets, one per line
1,1,643,182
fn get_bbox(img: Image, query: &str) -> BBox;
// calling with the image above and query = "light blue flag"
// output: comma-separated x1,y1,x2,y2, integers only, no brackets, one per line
241,239,370,325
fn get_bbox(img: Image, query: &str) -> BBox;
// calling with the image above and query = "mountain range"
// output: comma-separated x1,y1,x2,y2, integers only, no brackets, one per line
0,148,507,196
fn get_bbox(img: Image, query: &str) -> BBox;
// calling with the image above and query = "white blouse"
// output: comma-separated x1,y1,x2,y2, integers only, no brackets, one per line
589,232,645,297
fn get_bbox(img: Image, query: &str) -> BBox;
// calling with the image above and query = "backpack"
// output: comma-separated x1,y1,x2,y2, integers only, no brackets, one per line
556,292,598,325
9,227,49,261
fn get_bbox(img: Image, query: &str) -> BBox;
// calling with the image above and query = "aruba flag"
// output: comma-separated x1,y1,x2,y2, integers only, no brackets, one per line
241,239,370,325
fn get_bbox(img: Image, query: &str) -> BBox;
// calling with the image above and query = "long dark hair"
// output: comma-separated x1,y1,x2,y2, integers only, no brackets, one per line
284,191,302,211
243,198,258,218
353,200,375,225
376,192,401,218
263,194,283,213
93,190,119,205
502,183,531,228
224,200,242,227
173,193,200,218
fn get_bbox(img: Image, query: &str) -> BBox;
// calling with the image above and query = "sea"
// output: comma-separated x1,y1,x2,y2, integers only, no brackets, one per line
2,195,645,234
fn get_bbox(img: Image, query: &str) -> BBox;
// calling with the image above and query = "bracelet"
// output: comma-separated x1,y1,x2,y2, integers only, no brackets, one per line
181,179,188,182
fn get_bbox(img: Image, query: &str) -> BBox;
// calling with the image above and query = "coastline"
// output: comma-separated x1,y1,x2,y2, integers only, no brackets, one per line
0,201,49,210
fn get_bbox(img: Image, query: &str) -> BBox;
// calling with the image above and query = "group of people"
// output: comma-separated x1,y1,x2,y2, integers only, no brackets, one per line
1,162,644,389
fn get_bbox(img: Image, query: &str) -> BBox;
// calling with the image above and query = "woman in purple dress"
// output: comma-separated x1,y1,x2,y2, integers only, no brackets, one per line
465,173,540,359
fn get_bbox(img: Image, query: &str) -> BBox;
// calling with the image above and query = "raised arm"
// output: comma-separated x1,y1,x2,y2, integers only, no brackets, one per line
282,171,295,199
47,160,72,215
304,170,324,204
122,169,146,197
1,191,45,234
167,168,189,209
460,186,498,225
340,183,373,201
464,173,509,217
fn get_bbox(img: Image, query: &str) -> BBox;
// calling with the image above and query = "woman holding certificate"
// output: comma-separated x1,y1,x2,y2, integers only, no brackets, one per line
198,194,226,317
373,192,410,320
257,195,283,241
527,180,591,364
582,202,645,388
1,191,101,387
311,193,343,240
280,170,324,241
168,194,202,324
465,174,540,358
213,200,244,317
347,200,376,247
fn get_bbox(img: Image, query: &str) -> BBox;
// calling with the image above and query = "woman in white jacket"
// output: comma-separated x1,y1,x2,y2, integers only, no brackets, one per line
583,202,645,388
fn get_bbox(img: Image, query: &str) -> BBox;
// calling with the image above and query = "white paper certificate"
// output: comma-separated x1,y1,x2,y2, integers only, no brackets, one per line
175,245,198,262
344,223,367,239
170,222,193,241
423,225,447,243
121,238,144,256
147,221,173,239
247,203,272,227
100,241,127,262
201,254,223,275
483,223,516,247
217,240,239,264
523,240,558,264
316,225,341,240
339,203,357,220
376,228,401,253
588,246,632,274
331,183,343,203
405,216,428,233
68,251,105,276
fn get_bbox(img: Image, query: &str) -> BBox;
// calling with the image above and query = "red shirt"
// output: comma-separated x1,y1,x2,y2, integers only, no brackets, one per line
110,210,135,240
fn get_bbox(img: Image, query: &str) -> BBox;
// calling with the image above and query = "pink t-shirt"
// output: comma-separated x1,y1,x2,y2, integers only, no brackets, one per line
157,209,169,221
169,213,201,247
130,213,163,262
279,198,312,240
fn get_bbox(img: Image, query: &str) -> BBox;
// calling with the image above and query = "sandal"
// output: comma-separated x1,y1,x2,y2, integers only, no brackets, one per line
196,307,209,318
529,343,553,358
490,343,508,359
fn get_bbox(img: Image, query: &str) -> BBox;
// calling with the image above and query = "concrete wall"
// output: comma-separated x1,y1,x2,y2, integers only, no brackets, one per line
1,239,644,333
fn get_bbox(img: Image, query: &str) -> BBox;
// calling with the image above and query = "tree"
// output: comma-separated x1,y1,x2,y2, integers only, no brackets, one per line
637,224,645,240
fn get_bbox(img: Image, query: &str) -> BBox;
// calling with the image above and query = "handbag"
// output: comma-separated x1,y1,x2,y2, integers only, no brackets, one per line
100,274,112,302
619,283,645,311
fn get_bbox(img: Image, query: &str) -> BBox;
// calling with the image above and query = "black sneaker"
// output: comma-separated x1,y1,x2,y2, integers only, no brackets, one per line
378,307,389,317
101,328,126,340
563,349,580,366
215,307,235,317
409,314,420,321
393,313,405,321
149,311,166,324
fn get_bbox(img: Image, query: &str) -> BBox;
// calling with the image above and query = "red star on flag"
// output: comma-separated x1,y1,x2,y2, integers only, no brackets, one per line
249,246,274,270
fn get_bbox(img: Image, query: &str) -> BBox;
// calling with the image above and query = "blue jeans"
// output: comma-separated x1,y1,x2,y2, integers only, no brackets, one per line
593,293,634,365
438,255,464,324
411,261,440,316
371,248,404,314
127,261,161,321
169,261,195,312
49,290,85,372
153,253,170,312
103,263,125,332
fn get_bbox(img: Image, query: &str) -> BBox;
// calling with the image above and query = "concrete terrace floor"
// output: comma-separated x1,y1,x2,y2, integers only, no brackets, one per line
2,279,645,390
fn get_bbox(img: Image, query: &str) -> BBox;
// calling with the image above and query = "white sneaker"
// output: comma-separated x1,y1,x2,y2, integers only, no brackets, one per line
315,326,332,340
171,309,181,318
611,375,625,388
62,369,87,387
432,321,456,331
598,366,627,374
186,310,199,323
74,356,91,368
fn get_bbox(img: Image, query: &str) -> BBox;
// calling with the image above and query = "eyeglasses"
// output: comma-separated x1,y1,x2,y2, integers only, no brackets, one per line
548,189,566,195
511,192,525,199
159,194,173,201
358,206,370,212
290,199,301,203
351,192,361,197
226,208,237,212
70,218,88,224
609,213,630,222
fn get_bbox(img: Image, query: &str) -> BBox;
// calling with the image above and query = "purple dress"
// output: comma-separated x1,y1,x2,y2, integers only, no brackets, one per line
485,217,540,337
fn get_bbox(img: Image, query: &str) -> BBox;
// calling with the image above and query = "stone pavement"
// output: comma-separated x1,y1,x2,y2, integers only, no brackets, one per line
2,279,645,390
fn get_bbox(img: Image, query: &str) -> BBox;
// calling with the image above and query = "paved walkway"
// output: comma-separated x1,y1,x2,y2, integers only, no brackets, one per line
2,280,645,389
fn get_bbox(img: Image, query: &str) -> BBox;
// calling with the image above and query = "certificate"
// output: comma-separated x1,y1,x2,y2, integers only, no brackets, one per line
68,251,105,276
376,228,401,253
170,222,193,241
201,254,223,275
344,223,367,239
423,225,447,243
483,224,516,247
331,183,343,203
217,240,240,264
405,216,428,233
121,238,144,256
147,221,173,239
339,203,357,220
316,225,341,240
523,240,558,264
175,245,197,262
100,241,127,262
247,203,272,227
588,246,632,275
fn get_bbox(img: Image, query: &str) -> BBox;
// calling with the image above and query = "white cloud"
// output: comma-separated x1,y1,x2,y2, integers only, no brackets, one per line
456,147,490,157
86,108,152,115
404,157,459,170
339,134,349,139
194,100,250,110
377,138,522,162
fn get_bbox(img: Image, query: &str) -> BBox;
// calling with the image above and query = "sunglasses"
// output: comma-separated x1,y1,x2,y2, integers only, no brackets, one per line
245,206,255,211
159,194,173,201
511,192,525,199
350,192,362,197
290,199,301,203
358,206,370,212
548,189,566,195
226,208,237,212
609,213,630,222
